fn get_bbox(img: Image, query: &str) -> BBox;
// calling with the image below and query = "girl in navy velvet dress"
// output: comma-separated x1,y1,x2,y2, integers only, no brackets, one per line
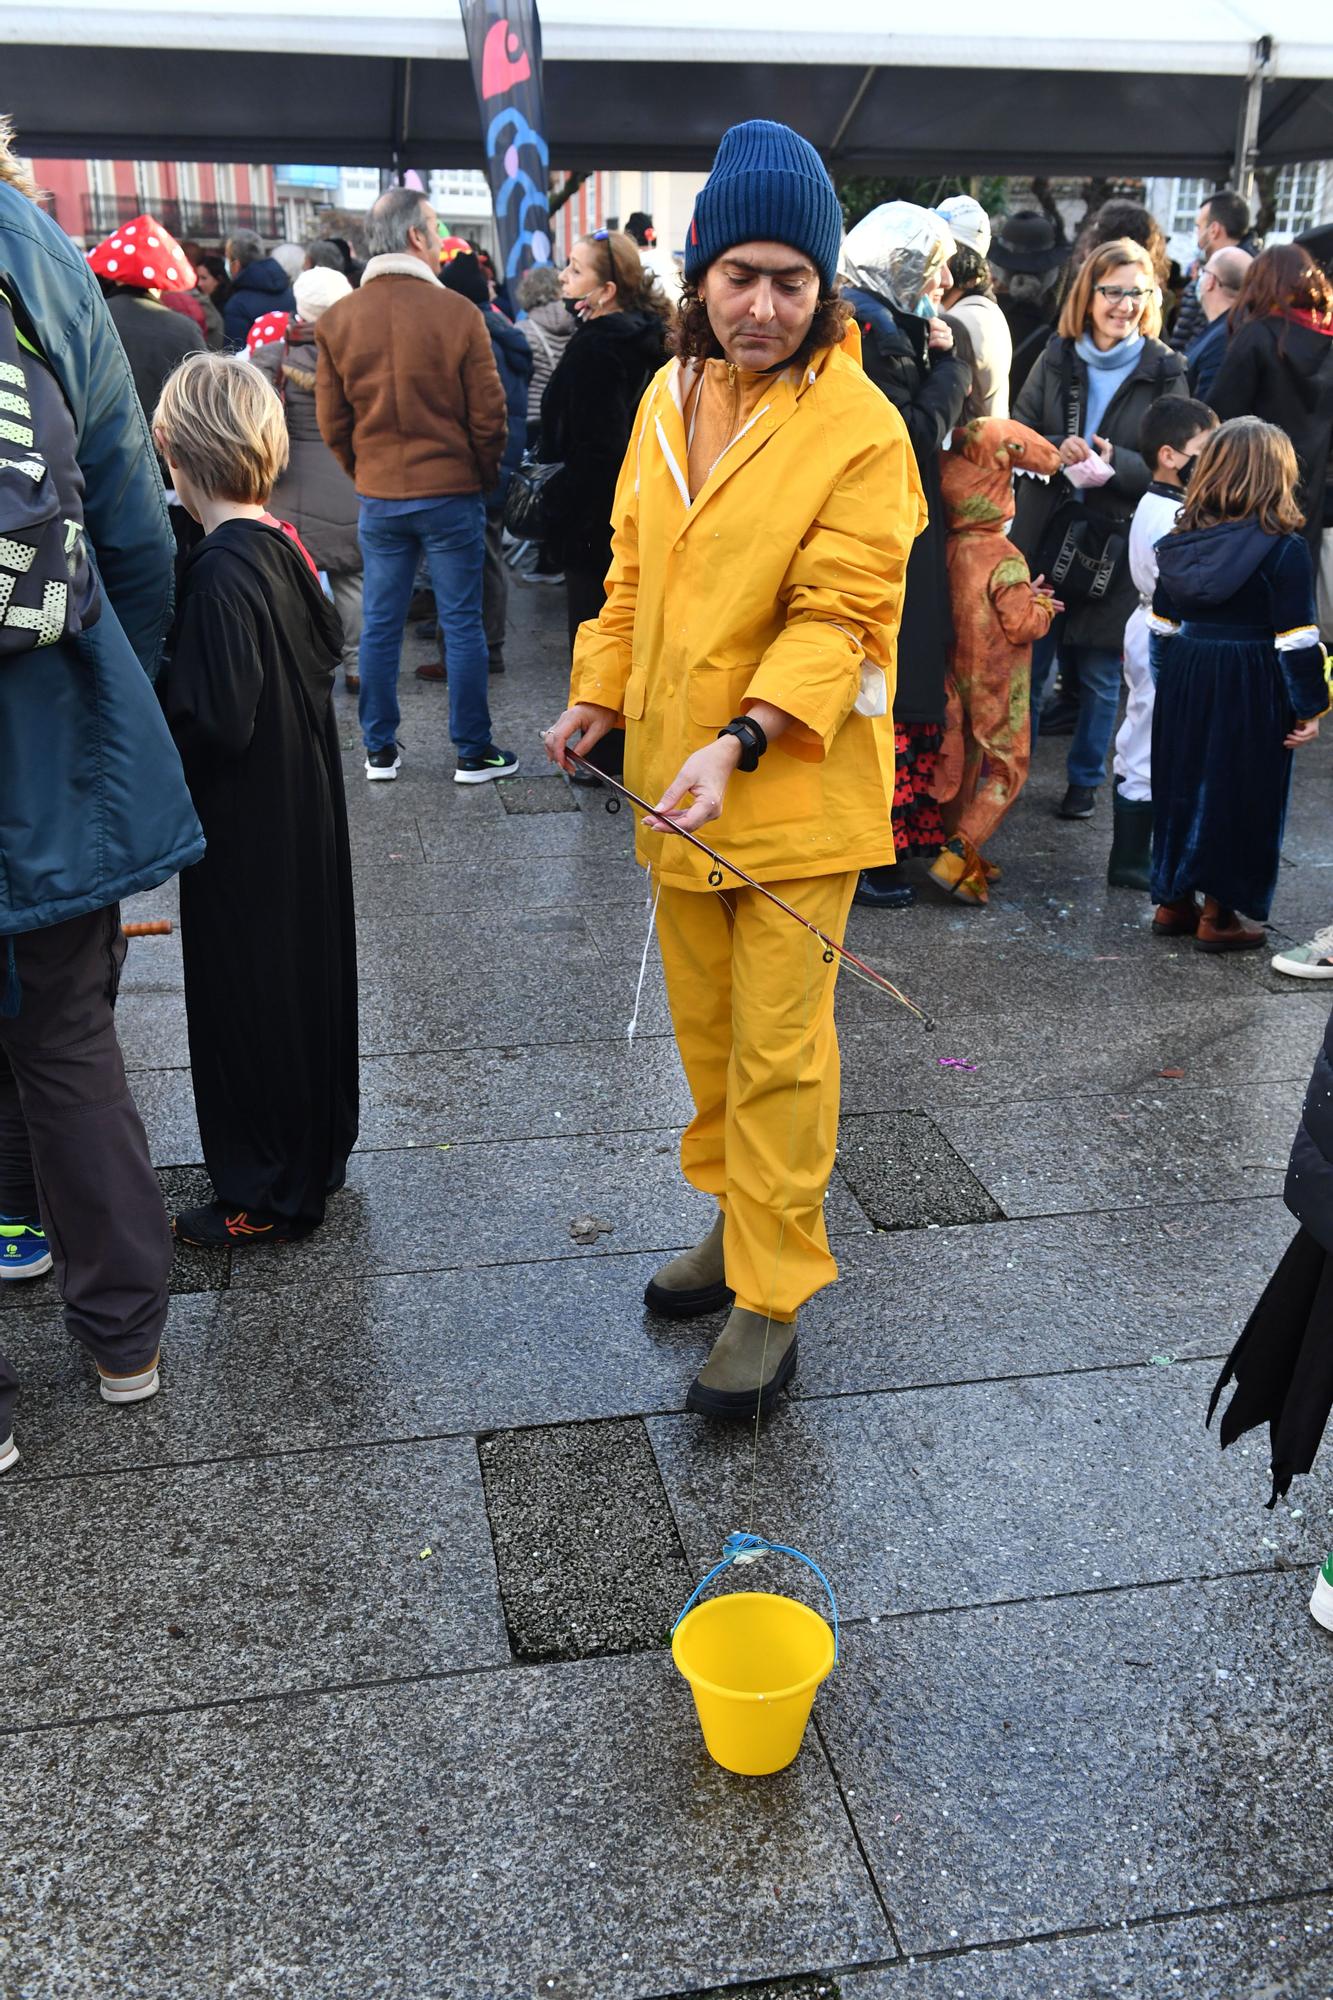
1148,417,1329,951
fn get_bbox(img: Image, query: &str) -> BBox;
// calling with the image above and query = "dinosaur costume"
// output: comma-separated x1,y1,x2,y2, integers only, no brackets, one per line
931,417,1062,904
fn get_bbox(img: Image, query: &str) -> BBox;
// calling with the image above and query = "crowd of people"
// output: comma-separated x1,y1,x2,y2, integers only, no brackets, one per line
2,111,1333,1623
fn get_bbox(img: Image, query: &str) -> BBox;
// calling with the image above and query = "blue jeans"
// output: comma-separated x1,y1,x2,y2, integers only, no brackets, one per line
357,496,491,758
1029,623,1122,789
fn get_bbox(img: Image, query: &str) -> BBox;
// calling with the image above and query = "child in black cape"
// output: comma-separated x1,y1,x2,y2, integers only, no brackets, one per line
1148,416,1329,951
154,354,358,1246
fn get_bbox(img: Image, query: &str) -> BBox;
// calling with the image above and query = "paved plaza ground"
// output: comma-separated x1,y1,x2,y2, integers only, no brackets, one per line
4,578,1333,1999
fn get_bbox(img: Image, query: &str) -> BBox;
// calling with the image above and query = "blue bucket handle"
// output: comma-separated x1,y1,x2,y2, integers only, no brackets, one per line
671,1531,840,1663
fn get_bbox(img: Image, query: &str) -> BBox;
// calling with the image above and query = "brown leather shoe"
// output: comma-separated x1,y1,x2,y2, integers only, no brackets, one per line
343,672,360,693
1196,898,1266,952
1152,895,1201,937
415,661,446,682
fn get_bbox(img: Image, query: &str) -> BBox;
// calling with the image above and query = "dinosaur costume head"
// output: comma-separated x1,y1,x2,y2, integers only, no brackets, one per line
941,417,1063,533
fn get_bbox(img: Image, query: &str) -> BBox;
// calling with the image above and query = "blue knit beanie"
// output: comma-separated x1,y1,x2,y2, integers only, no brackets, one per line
684,120,842,294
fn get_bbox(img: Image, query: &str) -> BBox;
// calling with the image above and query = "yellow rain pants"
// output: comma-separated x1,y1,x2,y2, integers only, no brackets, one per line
654,869,857,1323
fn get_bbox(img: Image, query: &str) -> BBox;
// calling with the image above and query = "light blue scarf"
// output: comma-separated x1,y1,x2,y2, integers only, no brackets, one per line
1074,331,1144,441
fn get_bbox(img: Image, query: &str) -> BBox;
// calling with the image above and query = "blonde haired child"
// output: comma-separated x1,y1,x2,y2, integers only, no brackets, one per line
154,353,358,1246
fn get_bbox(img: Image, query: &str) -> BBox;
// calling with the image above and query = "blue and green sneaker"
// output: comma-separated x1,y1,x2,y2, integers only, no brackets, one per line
0,1215,52,1281
1311,1551,1333,1632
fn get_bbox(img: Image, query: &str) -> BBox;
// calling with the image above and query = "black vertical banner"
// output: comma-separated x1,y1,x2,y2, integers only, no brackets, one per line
459,0,553,282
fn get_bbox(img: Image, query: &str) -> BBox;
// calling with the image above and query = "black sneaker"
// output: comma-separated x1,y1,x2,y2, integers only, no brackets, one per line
366,744,402,782
454,746,518,786
173,1201,310,1249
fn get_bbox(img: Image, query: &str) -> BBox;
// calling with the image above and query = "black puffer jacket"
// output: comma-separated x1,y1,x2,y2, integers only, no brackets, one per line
538,308,667,570
1210,315,1333,556
1287,1008,1333,1254
845,285,972,724
1012,332,1187,650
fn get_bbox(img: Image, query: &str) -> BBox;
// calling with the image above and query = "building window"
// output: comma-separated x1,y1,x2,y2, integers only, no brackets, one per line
1273,163,1321,236
1170,177,1210,234
134,160,160,207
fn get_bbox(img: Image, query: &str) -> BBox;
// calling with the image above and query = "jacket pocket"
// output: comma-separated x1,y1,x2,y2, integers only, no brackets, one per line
622,668,648,720
687,665,754,728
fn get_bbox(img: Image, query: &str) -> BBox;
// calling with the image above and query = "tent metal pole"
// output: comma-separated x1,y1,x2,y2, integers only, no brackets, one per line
1232,34,1272,200
827,65,877,160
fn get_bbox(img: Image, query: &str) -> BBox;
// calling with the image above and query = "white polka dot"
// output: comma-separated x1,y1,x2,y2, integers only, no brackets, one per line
124,224,136,236
147,234,159,246
166,266,179,281
142,266,154,280
106,258,118,272
110,237,122,250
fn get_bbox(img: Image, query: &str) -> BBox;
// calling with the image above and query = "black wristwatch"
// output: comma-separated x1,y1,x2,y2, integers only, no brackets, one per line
717,714,768,772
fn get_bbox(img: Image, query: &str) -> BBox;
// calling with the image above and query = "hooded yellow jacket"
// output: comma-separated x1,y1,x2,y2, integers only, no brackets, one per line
570,340,926,888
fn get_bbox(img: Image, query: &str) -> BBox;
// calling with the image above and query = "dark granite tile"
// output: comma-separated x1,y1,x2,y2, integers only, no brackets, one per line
479,1418,692,1660
0,1659,892,1997
224,1136,869,1294
675,1980,847,2000
496,774,580,814
836,1113,1005,1230
797,1203,1298,1395
932,1081,1307,1218
650,1362,1318,1624
818,1575,1333,1954
0,1438,506,1726
839,1897,1333,1999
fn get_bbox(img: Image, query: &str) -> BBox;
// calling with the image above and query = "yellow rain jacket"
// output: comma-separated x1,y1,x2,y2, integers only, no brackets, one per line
570,340,927,889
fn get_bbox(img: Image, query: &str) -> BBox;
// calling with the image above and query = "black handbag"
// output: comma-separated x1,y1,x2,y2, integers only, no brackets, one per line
1031,343,1129,606
502,450,566,541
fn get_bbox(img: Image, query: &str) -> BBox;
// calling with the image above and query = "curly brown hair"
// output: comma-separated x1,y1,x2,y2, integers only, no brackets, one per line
1176,416,1305,538
671,282,851,366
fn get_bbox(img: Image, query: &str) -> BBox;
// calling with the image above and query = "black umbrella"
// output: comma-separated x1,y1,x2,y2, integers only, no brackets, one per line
1208,1226,1333,1508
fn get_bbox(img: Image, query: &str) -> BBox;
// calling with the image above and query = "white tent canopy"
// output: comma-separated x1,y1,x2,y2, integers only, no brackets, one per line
4,0,1332,175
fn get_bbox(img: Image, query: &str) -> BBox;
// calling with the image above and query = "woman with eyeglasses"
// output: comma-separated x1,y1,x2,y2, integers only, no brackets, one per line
1013,238,1187,821
538,229,673,775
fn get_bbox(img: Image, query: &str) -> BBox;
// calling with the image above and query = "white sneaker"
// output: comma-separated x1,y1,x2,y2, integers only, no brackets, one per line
1310,1552,1333,1630
1272,922,1333,979
0,1434,17,1474
365,745,401,782
98,1362,161,1406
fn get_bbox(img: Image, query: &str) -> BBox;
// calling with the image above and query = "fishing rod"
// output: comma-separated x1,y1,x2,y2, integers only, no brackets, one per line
563,748,935,1031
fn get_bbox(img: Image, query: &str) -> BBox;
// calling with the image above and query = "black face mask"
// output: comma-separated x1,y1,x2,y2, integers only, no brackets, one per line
563,297,582,323
1178,455,1196,488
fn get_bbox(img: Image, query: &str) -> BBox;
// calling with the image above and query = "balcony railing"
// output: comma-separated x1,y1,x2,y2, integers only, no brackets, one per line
80,192,284,247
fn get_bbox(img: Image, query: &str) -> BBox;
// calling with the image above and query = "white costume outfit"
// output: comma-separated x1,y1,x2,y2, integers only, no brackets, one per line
948,291,1013,419
1115,483,1184,802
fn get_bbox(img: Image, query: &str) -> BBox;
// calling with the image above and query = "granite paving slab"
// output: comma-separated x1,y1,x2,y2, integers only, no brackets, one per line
794,1202,1296,1395
495,773,580,813
0,1254,729,1478
0,1160,229,1316
650,1362,1318,1623
817,1574,1333,1955
836,1113,1005,1230
479,1418,692,1659
931,1081,1307,1218
354,907,674,1052
838,1894,1333,1999
223,1135,871,1293
351,1041,694,1150
0,1659,893,1999
325,853,646,925
0,1437,505,1728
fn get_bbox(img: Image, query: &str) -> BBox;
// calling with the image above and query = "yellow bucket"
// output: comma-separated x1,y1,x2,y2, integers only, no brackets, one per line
672,1588,836,1776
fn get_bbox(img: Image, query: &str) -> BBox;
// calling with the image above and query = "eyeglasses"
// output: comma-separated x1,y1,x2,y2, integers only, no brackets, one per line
592,227,621,297
1093,285,1152,304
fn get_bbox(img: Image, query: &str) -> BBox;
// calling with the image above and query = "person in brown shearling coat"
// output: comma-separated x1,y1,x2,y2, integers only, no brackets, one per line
930,418,1063,904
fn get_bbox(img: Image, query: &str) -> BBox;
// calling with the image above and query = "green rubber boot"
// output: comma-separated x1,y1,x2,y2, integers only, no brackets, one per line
644,1211,733,1320
685,1307,798,1421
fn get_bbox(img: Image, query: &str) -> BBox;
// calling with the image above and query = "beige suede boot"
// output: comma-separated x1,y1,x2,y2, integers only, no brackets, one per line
685,1306,798,1420
643,1211,733,1319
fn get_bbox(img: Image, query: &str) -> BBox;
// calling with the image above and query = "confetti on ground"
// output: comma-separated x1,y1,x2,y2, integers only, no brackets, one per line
419,1547,432,1560
1148,1354,1176,1366
937,1057,978,1071
436,1144,451,1151
1158,1067,1186,1079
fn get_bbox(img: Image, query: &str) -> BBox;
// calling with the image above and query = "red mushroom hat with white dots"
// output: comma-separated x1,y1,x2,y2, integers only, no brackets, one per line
87,214,195,293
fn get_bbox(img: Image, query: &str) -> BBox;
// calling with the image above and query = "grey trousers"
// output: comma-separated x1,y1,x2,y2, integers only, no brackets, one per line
0,907,171,1442
328,567,363,680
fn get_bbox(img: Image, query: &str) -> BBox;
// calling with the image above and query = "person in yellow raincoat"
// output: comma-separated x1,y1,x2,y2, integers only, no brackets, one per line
545,120,924,1419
